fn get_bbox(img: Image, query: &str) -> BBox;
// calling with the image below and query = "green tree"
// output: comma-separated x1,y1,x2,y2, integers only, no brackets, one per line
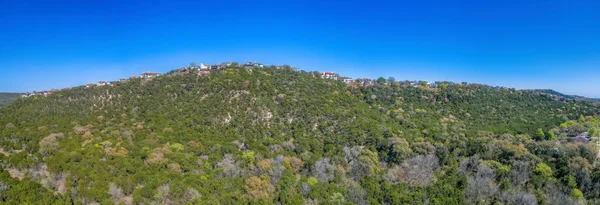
241,151,255,166
571,188,584,199
535,128,545,141
546,131,555,140
565,175,577,189
387,77,395,84
535,163,553,178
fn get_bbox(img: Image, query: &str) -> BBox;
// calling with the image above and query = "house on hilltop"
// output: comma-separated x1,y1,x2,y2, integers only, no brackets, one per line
140,72,161,79
244,62,264,69
321,72,337,80
221,62,234,67
22,92,34,97
200,63,210,70
357,78,374,86
244,62,254,69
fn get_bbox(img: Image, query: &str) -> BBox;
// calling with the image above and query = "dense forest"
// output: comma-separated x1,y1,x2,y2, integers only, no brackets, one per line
0,93,22,108
0,66,599,204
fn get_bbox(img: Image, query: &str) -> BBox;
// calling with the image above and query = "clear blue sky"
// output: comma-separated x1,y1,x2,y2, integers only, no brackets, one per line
1,0,599,97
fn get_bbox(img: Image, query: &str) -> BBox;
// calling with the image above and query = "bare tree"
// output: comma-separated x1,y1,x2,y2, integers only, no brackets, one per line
183,188,201,203
384,154,439,186
349,160,371,180
39,133,64,157
347,186,367,205
109,183,125,204
281,141,296,152
499,189,537,205
217,154,240,179
509,161,531,188
155,183,171,205
343,146,362,163
300,182,311,197
270,155,286,185
314,158,335,182
544,183,585,205
464,164,499,203
458,156,479,176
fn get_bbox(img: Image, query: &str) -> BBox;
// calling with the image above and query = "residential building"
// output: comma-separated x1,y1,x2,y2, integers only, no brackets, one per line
97,81,108,86
211,64,221,70
177,67,188,74
244,62,254,69
357,78,375,86
427,82,438,88
343,78,354,84
140,72,161,79
408,81,418,87
244,62,264,69
200,63,210,70
221,62,234,67
119,78,128,82
321,72,337,80
573,134,590,144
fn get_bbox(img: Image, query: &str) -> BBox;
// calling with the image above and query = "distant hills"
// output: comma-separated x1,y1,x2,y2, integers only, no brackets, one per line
525,89,600,102
0,93,22,107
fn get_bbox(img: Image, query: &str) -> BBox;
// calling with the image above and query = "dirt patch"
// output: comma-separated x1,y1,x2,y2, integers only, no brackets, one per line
0,147,10,156
4,168,25,180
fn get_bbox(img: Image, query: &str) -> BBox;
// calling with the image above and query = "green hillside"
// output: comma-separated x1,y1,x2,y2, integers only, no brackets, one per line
0,67,599,204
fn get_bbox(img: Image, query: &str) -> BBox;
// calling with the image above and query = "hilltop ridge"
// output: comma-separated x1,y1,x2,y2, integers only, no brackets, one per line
14,61,600,105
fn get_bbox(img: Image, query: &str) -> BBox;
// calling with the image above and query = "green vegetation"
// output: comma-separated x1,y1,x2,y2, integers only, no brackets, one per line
0,66,599,204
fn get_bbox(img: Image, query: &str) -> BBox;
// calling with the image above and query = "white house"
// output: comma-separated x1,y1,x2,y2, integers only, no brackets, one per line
140,72,161,79
321,72,337,80
200,63,210,70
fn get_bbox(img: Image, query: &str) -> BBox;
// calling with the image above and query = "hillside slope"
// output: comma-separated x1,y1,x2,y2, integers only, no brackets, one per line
0,67,599,204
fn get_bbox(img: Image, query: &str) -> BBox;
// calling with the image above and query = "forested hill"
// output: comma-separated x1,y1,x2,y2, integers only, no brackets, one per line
0,93,22,108
1,67,599,204
525,89,600,102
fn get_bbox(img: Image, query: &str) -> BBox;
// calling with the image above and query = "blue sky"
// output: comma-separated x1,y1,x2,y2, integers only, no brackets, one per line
1,0,599,97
